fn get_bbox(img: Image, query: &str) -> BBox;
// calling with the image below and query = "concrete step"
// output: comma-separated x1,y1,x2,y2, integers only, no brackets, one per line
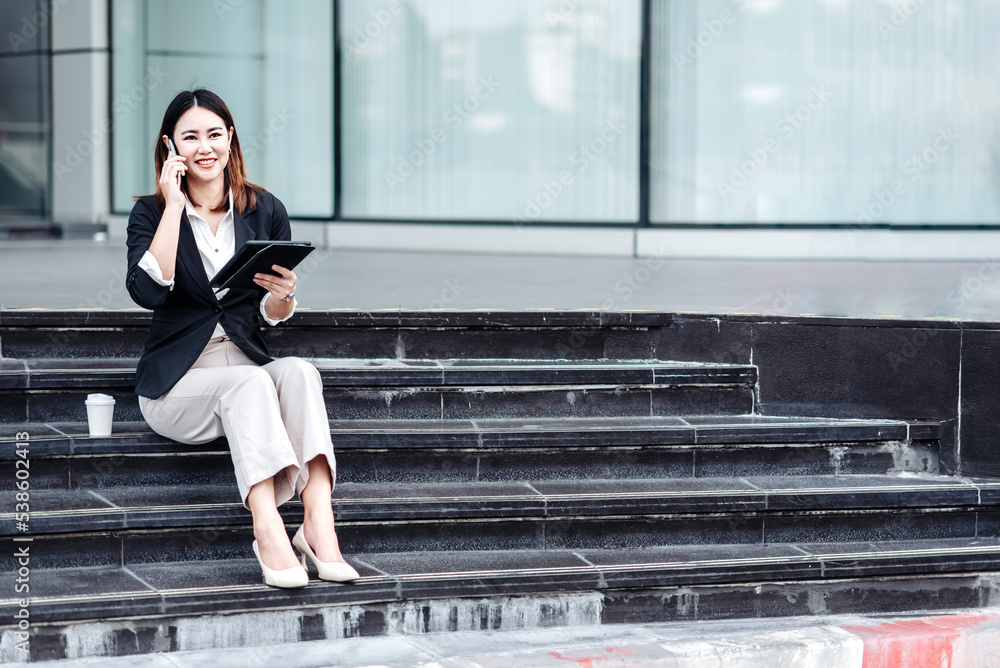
0,358,755,389
0,310,692,362
5,537,1000,654
6,415,931,454
2,416,942,490
0,358,755,421
4,474,996,557
20,609,1000,668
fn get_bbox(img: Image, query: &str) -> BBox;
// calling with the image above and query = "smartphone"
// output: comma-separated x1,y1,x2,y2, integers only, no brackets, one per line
167,138,180,185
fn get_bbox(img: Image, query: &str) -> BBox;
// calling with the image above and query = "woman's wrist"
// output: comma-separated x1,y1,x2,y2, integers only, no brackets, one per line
264,292,294,320
164,199,185,214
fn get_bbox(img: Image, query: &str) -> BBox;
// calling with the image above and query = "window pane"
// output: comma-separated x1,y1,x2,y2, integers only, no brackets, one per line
650,0,1000,225
0,0,48,55
0,0,49,219
111,0,333,217
340,0,640,222
0,53,48,218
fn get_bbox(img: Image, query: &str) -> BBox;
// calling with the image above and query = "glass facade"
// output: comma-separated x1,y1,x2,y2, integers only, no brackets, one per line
0,0,49,219
111,0,334,217
650,0,1000,225
2,0,996,229
340,0,640,222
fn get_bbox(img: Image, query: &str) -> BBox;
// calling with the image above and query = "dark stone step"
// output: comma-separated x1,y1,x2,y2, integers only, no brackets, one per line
0,309,673,330
2,310,736,365
4,537,1000,633
2,416,937,456
12,441,938,491
8,438,942,493
0,358,754,390
3,385,754,422
322,384,753,421
0,359,756,422
1,417,942,490
5,475,997,554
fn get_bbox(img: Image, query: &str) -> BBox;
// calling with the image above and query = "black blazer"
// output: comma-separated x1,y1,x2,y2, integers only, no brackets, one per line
126,190,291,399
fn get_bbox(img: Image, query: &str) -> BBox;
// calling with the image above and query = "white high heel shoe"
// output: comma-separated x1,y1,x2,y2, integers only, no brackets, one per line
252,540,309,589
292,526,360,582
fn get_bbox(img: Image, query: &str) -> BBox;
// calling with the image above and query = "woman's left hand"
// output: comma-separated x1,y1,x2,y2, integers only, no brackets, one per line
254,264,297,302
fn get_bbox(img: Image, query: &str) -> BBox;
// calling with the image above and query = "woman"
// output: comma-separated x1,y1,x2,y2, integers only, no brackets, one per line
125,88,357,588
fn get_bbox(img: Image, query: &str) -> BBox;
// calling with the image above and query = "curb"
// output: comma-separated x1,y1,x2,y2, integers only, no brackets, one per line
22,608,1000,667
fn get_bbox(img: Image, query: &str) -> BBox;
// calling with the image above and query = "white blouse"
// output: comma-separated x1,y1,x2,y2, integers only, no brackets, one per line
138,192,295,339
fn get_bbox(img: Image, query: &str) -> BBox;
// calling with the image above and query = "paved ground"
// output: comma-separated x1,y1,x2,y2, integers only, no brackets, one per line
3,238,1000,320
20,608,1000,667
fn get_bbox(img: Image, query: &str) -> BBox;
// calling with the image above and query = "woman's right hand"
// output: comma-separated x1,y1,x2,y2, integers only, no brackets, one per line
159,135,187,209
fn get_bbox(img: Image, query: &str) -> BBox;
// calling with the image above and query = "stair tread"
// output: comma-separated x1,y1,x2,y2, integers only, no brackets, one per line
5,538,1000,625
0,308,669,328
0,357,756,390
3,358,744,369
3,475,990,534
1,415,935,458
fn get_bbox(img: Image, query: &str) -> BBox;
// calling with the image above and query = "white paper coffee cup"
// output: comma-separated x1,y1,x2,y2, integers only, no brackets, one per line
85,393,115,437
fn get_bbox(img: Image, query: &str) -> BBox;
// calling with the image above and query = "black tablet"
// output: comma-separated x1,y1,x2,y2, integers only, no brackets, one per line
210,240,315,291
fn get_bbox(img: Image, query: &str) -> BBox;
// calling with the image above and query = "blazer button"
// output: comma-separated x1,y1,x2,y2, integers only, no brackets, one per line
213,306,222,313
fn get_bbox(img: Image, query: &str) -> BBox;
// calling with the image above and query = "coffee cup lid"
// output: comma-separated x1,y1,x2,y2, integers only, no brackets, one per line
86,393,116,404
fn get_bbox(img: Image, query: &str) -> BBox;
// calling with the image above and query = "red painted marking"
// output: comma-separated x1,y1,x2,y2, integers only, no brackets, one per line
547,650,603,667
547,646,640,666
843,613,998,668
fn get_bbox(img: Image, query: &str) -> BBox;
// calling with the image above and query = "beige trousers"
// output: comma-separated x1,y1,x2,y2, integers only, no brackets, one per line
139,337,335,508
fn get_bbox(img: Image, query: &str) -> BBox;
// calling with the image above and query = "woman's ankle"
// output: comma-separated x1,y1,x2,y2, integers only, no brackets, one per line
301,517,344,560
253,511,288,541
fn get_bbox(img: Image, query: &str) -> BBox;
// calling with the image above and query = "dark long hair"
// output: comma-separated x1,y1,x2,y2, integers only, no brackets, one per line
150,88,264,214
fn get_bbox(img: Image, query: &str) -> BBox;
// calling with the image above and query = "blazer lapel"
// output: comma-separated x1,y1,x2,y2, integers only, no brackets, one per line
233,205,257,249
176,211,218,304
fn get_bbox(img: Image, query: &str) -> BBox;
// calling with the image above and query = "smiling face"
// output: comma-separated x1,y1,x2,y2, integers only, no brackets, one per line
170,105,234,186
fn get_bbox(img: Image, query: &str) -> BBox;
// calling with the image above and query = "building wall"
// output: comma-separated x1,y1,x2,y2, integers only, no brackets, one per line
2,0,999,256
